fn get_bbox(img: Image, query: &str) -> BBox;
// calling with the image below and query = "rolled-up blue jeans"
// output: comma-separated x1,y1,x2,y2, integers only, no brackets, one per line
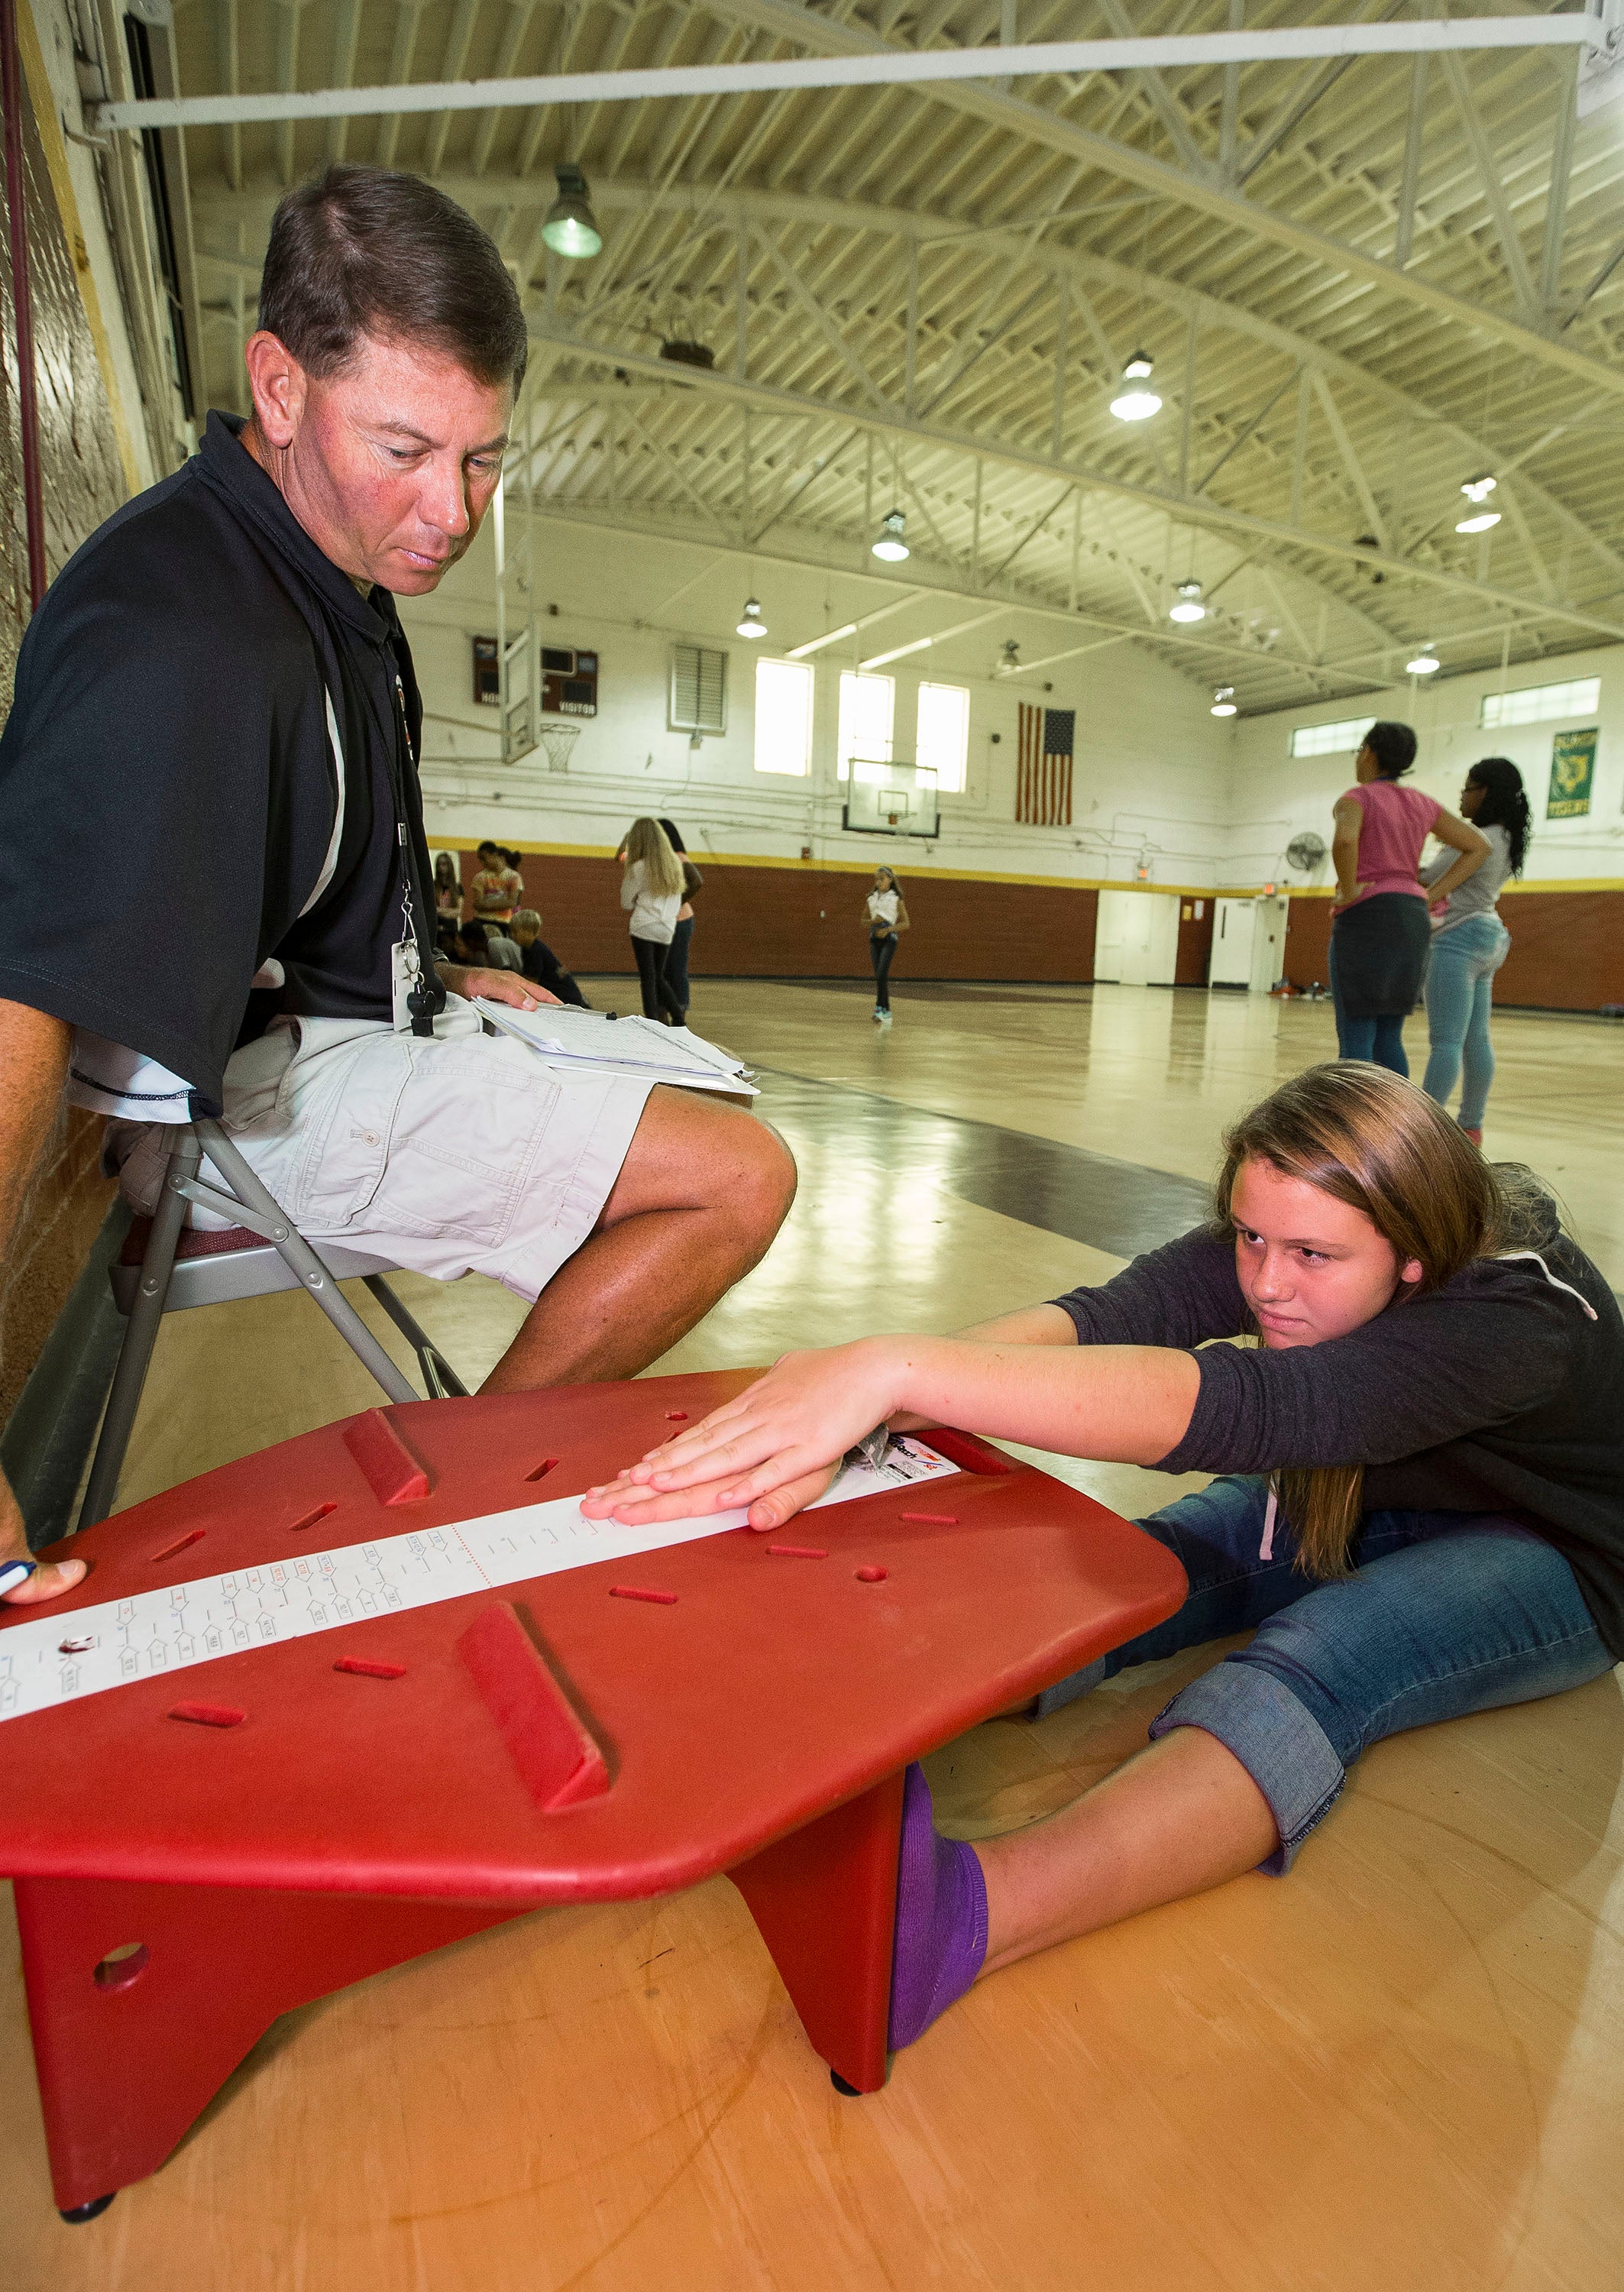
1035,1476,1611,1871
1422,911,1510,1130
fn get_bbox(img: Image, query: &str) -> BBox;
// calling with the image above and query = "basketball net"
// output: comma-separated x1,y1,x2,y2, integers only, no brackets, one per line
539,723,581,774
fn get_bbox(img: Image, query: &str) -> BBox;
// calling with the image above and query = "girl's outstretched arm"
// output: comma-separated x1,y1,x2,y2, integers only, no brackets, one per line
580,1334,1199,1529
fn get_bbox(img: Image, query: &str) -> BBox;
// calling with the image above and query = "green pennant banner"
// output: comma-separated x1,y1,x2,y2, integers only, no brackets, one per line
1548,727,1597,820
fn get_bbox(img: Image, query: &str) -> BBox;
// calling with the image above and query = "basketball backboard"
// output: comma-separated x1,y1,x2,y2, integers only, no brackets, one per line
841,759,939,838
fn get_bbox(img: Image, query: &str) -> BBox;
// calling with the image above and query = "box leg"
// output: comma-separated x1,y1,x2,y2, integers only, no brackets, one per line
14,1873,517,2216
729,1769,904,2096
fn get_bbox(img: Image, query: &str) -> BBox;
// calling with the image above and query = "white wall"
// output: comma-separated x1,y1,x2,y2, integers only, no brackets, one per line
400,516,1234,887
1228,643,1624,892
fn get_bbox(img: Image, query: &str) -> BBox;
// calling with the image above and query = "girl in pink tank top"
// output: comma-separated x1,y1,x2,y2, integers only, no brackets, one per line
1328,721,1489,1076
1338,775,1439,903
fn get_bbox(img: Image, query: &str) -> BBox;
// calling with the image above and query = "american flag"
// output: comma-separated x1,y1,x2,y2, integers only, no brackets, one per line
1017,704,1075,827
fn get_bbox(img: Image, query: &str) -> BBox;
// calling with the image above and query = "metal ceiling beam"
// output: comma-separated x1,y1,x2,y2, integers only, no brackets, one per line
200,173,1624,584
691,0,1624,400
1437,50,1541,326
516,321,1624,643
516,486,1367,692
95,15,1603,131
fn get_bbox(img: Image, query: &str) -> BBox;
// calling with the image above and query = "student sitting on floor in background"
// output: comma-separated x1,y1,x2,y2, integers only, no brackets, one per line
510,909,589,1008
457,920,519,973
583,1063,1624,2052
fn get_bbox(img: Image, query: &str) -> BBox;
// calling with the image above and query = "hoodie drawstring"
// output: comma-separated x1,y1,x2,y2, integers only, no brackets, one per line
1260,1481,1279,1562
1495,1251,1599,1321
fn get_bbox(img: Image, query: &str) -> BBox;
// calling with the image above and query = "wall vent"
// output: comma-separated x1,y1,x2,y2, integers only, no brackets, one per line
670,643,728,735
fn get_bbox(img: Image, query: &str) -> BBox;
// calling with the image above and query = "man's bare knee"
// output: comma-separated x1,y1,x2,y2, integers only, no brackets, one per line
733,1115,797,1242
597,1091,796,1235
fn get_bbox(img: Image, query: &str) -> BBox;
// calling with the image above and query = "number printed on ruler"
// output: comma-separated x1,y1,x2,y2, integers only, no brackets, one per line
0,1439,959,1725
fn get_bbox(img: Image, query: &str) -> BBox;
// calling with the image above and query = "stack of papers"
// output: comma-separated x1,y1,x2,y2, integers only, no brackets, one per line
474,1002,758,1096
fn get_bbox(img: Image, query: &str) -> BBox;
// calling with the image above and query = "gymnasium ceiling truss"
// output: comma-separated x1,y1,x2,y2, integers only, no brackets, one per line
145,1,1624,714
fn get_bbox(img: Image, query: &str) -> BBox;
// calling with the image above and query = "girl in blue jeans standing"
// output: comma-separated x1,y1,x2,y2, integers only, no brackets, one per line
584,1064,1624,2051
1422,757,1531,1145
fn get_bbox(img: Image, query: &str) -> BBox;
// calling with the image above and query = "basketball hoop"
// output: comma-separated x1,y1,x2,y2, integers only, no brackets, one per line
538,723,580,774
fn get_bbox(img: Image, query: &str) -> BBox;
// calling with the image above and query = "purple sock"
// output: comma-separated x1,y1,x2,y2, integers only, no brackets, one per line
888,1763,988,2051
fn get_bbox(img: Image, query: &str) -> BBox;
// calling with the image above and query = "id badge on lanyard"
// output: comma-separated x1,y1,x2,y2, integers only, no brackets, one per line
390,672,441,1038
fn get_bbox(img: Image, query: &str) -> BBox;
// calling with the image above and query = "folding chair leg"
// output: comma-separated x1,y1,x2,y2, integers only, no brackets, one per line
189,1121,418,1407
361,1276,469,1399
78,1133,200,1530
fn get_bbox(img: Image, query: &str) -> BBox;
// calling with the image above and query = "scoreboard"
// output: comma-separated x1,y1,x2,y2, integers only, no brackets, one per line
542,646,599,717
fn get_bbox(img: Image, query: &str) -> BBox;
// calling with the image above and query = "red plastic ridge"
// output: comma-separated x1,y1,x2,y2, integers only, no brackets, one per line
168,1703,244,1729
455,1604,610,1813
341,1410,432,1505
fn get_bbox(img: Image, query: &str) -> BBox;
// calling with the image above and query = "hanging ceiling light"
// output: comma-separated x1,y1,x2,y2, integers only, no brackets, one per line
1406,645,1441,675
540,163,603,259
1210,685,1237,717
1169,579,1207,624
1454,474,1501,535
871,508,910,562
1109,351,1161,422
736,597,767,639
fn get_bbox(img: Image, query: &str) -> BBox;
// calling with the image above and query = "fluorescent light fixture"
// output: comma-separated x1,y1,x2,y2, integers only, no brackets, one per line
1211,686,1237,717
1109,351,1161,422
1406,646,1441,675
736,597,767,639
540,163,602,258
861,636,934,668
871,509,910,562
787,621,856,659
1454,474,1500,535
1169,579,1206,624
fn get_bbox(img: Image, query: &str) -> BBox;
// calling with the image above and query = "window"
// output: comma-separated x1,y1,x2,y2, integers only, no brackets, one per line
1481,676,1600,729
1289,716,1375,759
753,658,814,775
914,681,970,795
669,643,727,734
837,672,894,781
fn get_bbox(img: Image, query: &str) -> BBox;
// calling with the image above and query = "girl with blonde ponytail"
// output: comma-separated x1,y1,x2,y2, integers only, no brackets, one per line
617,816,687,1023
583,1063,1624,2054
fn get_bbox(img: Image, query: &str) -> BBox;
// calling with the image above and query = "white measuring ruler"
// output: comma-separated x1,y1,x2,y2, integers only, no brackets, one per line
0,1439,959,1724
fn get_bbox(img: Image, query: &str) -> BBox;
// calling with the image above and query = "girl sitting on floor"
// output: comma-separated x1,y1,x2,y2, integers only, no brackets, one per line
583,1064,1624,2051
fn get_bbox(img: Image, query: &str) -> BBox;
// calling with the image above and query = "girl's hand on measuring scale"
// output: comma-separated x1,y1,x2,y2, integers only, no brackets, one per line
584,1339,908,1523
579,1458,842,1533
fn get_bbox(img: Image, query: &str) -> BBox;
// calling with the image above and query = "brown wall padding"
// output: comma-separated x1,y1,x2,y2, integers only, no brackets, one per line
1286,890,1624,1011
448,850,1624,1006
455,850,1100,983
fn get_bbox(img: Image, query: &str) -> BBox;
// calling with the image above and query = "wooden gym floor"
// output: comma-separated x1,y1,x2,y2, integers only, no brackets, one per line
7,982,1623,2290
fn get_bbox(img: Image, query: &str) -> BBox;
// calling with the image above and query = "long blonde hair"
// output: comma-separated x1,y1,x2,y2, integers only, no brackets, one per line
1214,1063,1551,1578
622,815,684,902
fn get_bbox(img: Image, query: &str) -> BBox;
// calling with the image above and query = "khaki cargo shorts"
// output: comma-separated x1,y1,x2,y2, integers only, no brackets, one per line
112,1008,653,1302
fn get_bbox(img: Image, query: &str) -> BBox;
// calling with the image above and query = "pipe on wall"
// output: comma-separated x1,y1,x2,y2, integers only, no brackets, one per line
1,0,47,612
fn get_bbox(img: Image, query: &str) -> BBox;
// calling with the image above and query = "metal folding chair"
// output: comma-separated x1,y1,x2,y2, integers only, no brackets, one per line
79,1118,466,1529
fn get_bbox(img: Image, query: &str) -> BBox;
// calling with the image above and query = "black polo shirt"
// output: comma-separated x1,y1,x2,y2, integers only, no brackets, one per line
0,411,440,1114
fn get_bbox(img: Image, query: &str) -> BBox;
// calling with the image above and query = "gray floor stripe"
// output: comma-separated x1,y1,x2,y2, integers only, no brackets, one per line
755,1069,1213,1263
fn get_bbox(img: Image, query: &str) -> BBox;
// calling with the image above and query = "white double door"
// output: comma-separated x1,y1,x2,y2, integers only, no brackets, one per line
1211,895,1289,992
1095,889,1180,986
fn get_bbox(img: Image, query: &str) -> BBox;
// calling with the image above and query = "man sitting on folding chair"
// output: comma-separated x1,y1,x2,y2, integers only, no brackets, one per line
0,164,796,1607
